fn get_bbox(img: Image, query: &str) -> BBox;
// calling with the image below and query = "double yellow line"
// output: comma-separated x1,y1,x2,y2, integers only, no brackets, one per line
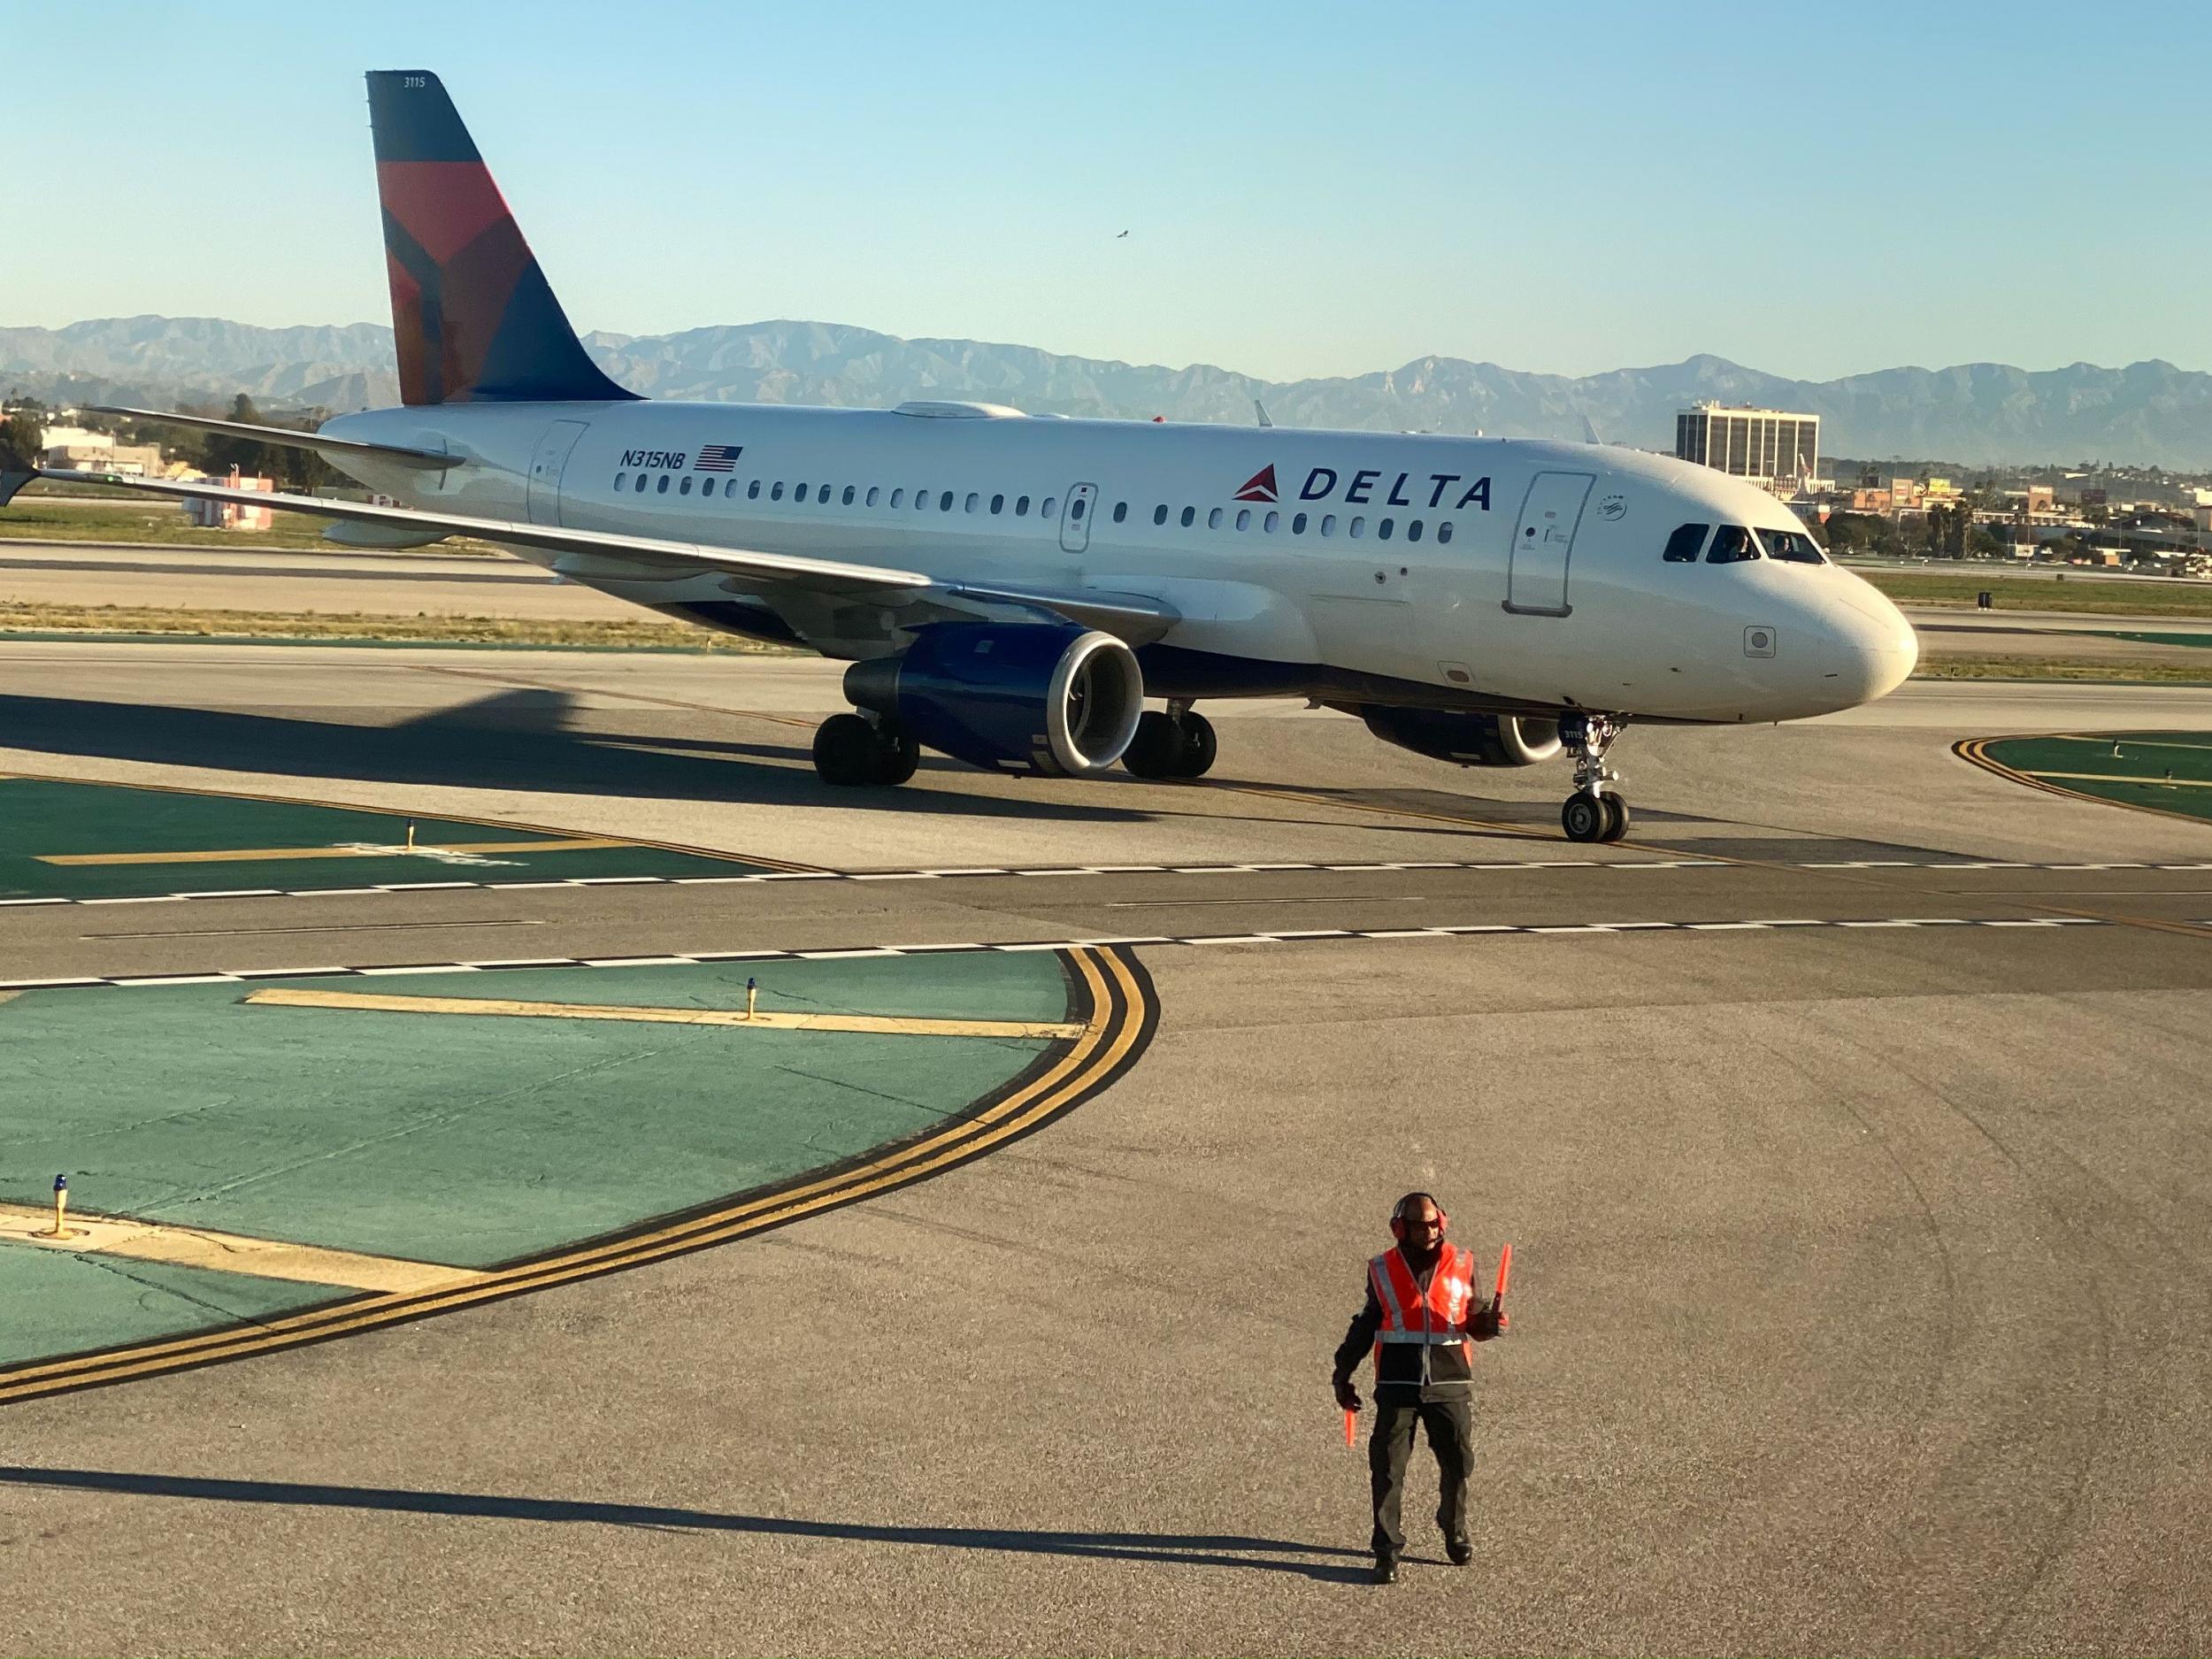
0,946,1155,1407
1956,734,2212,828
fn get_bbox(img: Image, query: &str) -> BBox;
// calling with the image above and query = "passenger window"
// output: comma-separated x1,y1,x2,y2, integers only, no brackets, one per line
1707,525,1758,564
1016,495,1031,516
965,492,979,512
866,487,880,506
1663,523,1709,563
769,481,784,501
635,474,649,494
843,486,856,505
940,490,955,511
1208,507,1225,529
1377,518,1393,541
887,488,902,507
657,474,671,494
703,479,718,498
991,494,1005,514
917,489,930,510
1235,509,1251,531
1406,519,1422,542
1180,506,1195,527
1153,504,1168,526
1437,521,1453,544
747,480,760,499
1758,527,1826,565
1263,511,1279,533
1071,497,1087,520
1112,501,1127,523
680,476,694,495
1292,512,1307,534
1320,514,1336,536
1349,516,1365,538
1041,496,1057,518
613,472,626,490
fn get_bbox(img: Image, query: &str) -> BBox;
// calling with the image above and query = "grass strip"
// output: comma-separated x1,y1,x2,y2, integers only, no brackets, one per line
1861,570,2212,618
1911,655,2212,684
0,602,795,652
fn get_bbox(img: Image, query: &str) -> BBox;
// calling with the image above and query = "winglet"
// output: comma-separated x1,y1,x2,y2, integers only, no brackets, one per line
0,427,40,507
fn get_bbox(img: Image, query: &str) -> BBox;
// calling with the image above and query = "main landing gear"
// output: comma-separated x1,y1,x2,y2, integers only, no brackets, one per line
1121,702,1217,780
812,711,918,787
1558,712,1631,843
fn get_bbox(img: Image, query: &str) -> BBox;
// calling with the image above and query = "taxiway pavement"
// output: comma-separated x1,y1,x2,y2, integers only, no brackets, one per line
1,641,2208,1655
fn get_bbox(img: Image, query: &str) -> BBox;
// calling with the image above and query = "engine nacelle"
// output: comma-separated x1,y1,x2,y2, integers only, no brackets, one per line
1357,707,1563,767
843,622,1144,777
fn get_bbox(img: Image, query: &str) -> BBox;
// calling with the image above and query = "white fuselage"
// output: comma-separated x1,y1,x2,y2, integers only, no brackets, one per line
327,399,1916,724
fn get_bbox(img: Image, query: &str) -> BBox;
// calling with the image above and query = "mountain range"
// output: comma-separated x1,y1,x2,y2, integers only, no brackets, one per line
8,315,2212,471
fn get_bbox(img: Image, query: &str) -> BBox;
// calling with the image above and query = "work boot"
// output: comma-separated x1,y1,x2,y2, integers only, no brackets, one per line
1446,1537,1473,1567
1370,1555,1399,1585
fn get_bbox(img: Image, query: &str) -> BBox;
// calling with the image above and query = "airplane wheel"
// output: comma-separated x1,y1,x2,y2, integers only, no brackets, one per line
1599,795,1631,842
1172,710,1217,779
815,713,887,787
1122,710,1183,779
1561,791,1607,843
872,726,919,786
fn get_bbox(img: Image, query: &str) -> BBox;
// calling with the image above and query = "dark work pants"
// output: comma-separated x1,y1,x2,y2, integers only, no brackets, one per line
1368,1392,1473,1558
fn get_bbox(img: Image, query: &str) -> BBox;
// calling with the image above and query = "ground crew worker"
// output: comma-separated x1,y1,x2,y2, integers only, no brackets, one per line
1331,1191,1506,1584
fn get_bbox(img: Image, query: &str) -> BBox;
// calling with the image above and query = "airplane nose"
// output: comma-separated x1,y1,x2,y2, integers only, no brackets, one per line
1821,582,1918,704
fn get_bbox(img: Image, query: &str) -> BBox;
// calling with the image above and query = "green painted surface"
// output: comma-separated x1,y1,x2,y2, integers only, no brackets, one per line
0,1248,334,1369
0,955,1068,1270
2099,631,2212,649
1984,733,2212,821
0,776,769,898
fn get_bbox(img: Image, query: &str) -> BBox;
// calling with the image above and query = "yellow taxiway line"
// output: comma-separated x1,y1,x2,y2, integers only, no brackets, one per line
245,987,1087,1039
39,836,634,867
2021,770,2212,790
0,1203,487,1294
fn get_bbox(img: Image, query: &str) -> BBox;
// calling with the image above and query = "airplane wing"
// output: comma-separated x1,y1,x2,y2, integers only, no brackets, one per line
0,457,1179,641
86,406,459,471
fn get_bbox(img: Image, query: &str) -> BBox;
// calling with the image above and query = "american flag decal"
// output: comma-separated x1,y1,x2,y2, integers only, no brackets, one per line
695,443,744,472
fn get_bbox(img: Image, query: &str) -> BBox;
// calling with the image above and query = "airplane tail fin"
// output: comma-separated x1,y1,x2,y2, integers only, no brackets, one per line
366,71,637,406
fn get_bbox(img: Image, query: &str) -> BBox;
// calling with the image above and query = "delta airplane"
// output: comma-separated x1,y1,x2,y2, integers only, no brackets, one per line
0,71,1917,843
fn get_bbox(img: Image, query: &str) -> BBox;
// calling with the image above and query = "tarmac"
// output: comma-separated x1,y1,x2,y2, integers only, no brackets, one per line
1,639,2209,1655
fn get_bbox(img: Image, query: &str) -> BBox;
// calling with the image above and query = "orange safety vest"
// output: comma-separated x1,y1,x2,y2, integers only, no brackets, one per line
1369,1241,1478,1371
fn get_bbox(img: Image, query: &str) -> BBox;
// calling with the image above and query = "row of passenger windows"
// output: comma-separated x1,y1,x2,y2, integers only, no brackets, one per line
611,471,1062,519
609,471,1455,544
1662,522,1826,565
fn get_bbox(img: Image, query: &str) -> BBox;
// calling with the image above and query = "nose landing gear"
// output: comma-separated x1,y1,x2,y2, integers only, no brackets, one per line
1559,712,1630,843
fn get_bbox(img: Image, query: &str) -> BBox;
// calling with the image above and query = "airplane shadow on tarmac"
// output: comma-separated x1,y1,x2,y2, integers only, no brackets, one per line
0,1467,1379,1583
0,690,1151,826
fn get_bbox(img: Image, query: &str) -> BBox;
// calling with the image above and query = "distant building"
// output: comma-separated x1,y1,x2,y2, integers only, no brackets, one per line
37,426,164,476
180,470,273,531
1675,403,1820,486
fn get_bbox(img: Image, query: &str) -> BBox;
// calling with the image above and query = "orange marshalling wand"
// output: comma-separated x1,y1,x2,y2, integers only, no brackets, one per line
1343,1408,1356,1447
1494,1241,1512,1306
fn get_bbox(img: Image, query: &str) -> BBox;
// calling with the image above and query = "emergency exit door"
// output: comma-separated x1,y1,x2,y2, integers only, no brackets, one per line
526,419,589,526
1058,482,1097,554
1504,471,1594,617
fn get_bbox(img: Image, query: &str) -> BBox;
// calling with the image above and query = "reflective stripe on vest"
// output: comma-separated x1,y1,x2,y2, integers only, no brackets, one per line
1368,1242,1476,1346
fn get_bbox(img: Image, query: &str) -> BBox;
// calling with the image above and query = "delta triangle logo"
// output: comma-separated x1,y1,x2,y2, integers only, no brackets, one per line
1232,464,1279,503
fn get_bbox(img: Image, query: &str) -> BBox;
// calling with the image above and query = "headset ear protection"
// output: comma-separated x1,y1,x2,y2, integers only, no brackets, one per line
1388,1192,1448,1241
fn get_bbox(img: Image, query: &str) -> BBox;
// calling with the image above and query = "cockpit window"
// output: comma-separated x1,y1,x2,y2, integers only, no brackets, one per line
1756,526,1826,565
1706,525,1758,564
1662,523,1709,563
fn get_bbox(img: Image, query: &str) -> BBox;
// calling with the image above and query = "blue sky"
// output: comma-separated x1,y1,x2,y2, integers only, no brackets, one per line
8,1,2208,383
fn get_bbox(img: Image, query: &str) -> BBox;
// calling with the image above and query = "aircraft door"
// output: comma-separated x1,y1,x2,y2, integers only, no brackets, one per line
1505,471,1594,617
526,419,590,526
1058,482,1097,554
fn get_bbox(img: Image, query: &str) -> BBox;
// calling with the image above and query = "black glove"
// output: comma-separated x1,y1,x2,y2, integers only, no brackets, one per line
1470,1298,1508,1340
1333,1376,1361,1411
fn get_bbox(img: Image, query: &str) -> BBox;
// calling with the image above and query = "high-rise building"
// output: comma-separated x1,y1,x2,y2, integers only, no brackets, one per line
1675,404,1820,484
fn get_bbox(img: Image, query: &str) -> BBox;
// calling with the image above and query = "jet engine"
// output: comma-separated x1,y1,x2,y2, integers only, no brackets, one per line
843,622,1145,777
1356,706,1563,767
